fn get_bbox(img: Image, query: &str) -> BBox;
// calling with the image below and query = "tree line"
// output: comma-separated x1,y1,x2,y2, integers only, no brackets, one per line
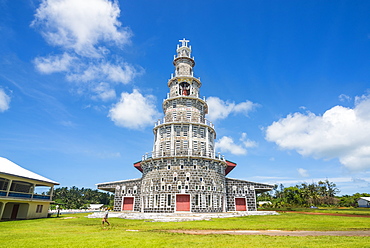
50,186,114,209
257,179,370,208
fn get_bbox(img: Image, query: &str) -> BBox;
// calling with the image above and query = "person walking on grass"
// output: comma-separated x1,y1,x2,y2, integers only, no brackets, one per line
102,208,110,227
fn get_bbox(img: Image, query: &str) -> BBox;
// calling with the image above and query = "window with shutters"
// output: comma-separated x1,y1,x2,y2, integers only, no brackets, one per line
193,141,198,150
193,126,198,137
166,127,171,137
166,141,170,150
200,128,204,138
175,126,181,136
183,126,188,136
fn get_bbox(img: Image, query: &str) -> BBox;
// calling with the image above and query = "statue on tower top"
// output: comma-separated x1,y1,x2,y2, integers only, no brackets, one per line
179,38,190,47
176,38,192,58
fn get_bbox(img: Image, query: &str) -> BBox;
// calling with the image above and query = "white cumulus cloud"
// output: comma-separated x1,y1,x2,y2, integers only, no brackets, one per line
0,88,11,112
31,0,131,57
66,61,137,84
215,133,257,155
339,94,351,102
34,53,75,74
91,82,116,101
240,132,257,148
266,94,370,171
108,90,160,129
297,168,309,177
32,0,138,103
206,96,259,122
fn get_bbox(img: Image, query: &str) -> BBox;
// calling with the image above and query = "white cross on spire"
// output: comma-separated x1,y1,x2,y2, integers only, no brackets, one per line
179,38,190,47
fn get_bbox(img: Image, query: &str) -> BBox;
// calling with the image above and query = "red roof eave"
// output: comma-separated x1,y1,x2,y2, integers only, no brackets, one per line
225,160,237,176
133,161,143,172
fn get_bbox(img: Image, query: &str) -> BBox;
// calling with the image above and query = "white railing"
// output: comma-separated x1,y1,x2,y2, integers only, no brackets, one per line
164,94,204,100
141,149,225,161
154,117,214,129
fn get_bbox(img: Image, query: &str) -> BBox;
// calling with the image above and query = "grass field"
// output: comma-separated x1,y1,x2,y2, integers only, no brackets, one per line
1,210,370,248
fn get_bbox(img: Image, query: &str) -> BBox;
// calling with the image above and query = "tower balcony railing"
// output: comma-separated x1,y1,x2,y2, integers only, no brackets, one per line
154,117,214,129
165,93,205,101
142,149,225,161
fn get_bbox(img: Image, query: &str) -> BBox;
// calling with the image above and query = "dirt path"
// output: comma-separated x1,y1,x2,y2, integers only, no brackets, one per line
169,230,370,236
277,211,370,218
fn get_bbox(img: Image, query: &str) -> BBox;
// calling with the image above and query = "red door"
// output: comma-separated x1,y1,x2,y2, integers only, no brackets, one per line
122,197,134,211
176,194,190,211
235,198,247,211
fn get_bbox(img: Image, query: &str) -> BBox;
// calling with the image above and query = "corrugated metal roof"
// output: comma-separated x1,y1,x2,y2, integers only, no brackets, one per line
358,197,370,201
0,157,59,185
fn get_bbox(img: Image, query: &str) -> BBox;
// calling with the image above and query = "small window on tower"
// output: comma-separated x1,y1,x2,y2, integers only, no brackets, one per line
193,141,198,149
166,141,170,150
200,128,205,138
173,100,177,108
166,127,171,137
193,126,198,136
186,111,191,120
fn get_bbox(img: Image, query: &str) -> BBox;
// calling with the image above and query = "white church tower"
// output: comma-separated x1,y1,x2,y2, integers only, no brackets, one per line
152,38,216,161
97,39,272,213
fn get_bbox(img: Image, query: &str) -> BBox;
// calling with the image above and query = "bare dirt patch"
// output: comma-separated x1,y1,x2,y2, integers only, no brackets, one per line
169,230,370,236
277,211,370,218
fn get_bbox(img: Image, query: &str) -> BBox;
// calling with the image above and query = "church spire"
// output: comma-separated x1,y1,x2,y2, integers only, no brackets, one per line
173,38,195,78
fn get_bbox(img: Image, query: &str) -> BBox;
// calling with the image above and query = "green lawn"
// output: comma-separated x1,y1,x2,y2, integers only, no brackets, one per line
1,212,370,248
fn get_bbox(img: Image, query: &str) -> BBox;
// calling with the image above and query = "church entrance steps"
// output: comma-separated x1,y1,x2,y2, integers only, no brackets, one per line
87,211,278,222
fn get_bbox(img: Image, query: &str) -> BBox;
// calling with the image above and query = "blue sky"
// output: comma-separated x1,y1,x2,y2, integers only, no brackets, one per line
1,0,369,195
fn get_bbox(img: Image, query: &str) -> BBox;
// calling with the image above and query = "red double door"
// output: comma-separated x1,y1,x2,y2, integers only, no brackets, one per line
122,197,134,211
235,198,247,211
176,194,190,211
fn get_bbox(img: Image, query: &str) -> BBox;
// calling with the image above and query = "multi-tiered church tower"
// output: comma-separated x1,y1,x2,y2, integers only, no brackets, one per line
97,39,272,213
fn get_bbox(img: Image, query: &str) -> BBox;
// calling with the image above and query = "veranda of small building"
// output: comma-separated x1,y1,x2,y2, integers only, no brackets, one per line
0,157,59,220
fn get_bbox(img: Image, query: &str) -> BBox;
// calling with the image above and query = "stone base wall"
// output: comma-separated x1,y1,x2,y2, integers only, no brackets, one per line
225,178,273,211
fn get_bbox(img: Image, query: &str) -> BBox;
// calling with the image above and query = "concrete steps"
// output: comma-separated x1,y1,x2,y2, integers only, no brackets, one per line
87,211,278,222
